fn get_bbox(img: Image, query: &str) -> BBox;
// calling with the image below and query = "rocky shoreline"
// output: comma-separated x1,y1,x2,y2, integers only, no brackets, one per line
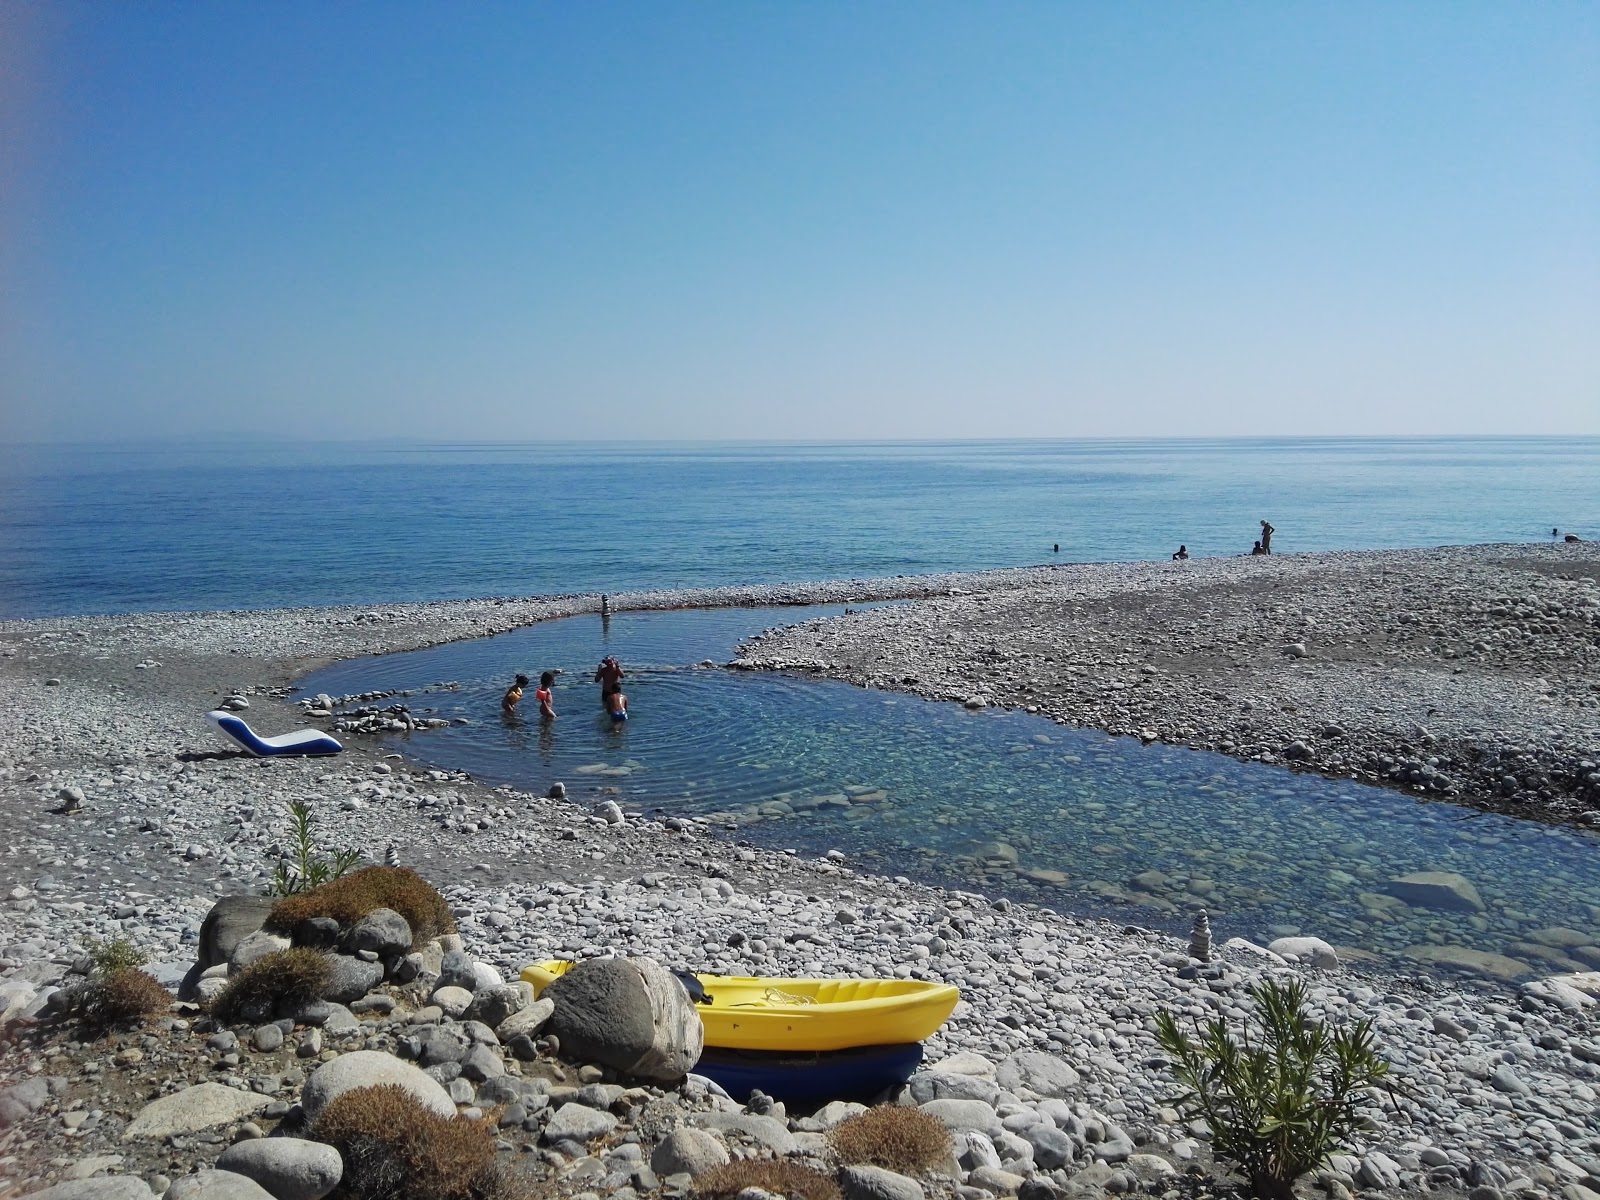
2,547,1599,1200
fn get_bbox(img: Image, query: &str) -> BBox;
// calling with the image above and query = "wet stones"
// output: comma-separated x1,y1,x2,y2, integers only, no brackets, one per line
1385,871,1486,913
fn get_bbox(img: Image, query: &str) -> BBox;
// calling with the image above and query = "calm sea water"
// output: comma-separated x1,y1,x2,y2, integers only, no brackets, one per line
2,437,1596,619
298,606,1600,963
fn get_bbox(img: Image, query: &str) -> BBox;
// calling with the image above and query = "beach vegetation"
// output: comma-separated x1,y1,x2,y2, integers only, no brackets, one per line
310,1083,513,1200
828,1105,953,1173
85,935,148,976
211,947,331,1024
266,865,455,946
693,1160,841,1200
1154,977,1397,1200
270,799,363,896
79,967,171,1028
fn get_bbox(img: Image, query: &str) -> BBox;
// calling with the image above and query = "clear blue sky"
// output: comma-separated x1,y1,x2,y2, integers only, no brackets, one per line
3,2,1596,441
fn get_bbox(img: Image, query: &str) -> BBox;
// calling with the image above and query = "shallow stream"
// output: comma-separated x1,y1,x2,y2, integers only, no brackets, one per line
298,606,1600,976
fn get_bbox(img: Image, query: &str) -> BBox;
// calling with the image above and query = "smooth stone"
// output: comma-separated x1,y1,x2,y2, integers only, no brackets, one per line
1384,871,1485,913
1267,937,1340,968
995,1050,1080,1098
216,1139,344,1200
431,985,474,1018
839,1165,925,1200
300,1051,455,1122
18,1183,155,1200
543,1102,619,1144
165,1170,278,1200
691,1112,797,1155
341,908,412,957
122,1083,272,1142
199,897,278,970
496,996,554,1042
320,956,383,1004
650,1126,730,1176
919,1098,1003,1138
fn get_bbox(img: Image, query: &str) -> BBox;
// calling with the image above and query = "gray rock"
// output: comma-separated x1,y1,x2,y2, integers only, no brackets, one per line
199,897,278,970
919,1098,1002,1138
1021,1122,1078,1169
650,1126,730,1176
229,930,292,975
839,1165,925,1200
342,908,412,957
252,1026,284,1053
300,1051,455,1121
545,957,704,1081
465,983,529,1029
543,1102,619,1143
293,918,341,949
165,1171,278,1200
691,1112,796,1155
122,1083,273,1141
430,985,473,1018
995,1050,1080,1098
496,997,554,1042
15,1182,155,1200
907,1071,1000,1105
216,1138,343,1200
435,951,479,993
1266,937,1340,968
459,1043,505,1082
320,956,383,1003
1384,871,1485,913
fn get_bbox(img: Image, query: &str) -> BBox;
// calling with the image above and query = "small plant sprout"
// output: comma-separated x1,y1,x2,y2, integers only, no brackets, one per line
270,798,363,897
1154,977,1401,1200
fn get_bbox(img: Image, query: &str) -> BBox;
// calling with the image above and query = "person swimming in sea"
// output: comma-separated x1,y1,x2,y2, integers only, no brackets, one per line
594,656,624,706
502,674,530,714
535,671,556,722
606,689,628,722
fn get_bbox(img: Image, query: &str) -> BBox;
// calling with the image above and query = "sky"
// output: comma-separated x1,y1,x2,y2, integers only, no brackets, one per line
2,2,1597,442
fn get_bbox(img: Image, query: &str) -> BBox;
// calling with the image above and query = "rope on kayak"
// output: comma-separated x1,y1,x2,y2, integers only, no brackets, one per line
763,986,815,1005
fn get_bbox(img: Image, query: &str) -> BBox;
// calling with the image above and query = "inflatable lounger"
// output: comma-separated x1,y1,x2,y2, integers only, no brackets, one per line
206,710,343,757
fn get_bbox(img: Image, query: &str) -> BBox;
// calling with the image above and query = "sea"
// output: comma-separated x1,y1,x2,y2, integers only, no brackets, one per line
0,436,1596,620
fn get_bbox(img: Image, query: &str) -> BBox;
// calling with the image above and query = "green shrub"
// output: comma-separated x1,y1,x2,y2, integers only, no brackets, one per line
310,1084,505,1200
85,936,147,976
828,1105,953,1173
694,1160,840,1200
212,948,331,1024
270,799,363,896
1154,977,1397,1200
266,866,454,946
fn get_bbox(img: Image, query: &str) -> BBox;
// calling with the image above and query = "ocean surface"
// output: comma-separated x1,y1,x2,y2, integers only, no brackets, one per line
2,436,1597,619
298,604,1600,959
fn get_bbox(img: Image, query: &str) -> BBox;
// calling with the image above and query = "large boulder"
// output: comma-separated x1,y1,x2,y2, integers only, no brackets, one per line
16,1182,155,1200
545,957,703,1081
839,1165,925,1200
650,1126,729,1176
165,1172,278,1200
122,1083,273,1141
995,1050,1080,1098
342,908,412,957
321,956,384,1003
199,897,278,970
1383,872,1485,913
1267,937,1339,968
300,1051,456,1121
216,1137,344,1200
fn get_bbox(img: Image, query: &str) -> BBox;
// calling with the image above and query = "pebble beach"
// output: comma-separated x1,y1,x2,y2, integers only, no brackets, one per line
3,544,1600,1200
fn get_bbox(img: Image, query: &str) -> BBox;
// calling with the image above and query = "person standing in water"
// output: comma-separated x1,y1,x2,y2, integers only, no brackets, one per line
1172,545,1189,560
502,674,530,714
535,671,557,722
595,656,624,707
606,688,629,722
1260,520,1275,554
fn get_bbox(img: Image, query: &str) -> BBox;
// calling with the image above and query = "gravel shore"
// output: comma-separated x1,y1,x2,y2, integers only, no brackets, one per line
2,548,1600,1198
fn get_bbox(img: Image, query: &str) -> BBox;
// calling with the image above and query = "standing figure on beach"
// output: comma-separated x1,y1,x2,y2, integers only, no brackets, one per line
595,656,625,707
1260,520,1275,554
1172,545,1189,560
535,671,557,722
502,674,530,714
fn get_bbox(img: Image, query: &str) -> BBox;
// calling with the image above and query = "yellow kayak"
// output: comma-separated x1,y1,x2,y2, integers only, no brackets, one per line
521,960,959,1052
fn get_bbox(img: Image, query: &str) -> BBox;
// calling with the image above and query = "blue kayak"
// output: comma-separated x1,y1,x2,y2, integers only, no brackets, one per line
694,1043,924,1104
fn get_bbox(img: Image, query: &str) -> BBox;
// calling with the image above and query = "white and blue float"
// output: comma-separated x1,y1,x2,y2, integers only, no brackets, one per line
206,710,343,757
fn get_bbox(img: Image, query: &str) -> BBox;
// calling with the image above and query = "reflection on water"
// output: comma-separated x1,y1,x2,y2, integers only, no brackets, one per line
299,607,1600,976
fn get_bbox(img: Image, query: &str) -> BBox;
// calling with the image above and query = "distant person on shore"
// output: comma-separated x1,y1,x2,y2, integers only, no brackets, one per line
1250,540,1267,556
1172,545,1189,560
606,689,629,722
1566,533,1583,543
535,671,557,722
1260,520,1275,554
502,674,530,714
595,656,624,706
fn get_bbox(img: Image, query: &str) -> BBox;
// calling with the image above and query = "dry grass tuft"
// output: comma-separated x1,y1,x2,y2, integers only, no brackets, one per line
828,1105,953,1174
211,948,331,1024
694,1160,842,1200
311,1084,504,1200
266,866,455,945
83,968,170,1027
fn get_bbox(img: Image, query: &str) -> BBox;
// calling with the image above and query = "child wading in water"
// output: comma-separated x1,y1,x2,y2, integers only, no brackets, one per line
502,674,530,714
535,671,557,722
606,689,628,722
